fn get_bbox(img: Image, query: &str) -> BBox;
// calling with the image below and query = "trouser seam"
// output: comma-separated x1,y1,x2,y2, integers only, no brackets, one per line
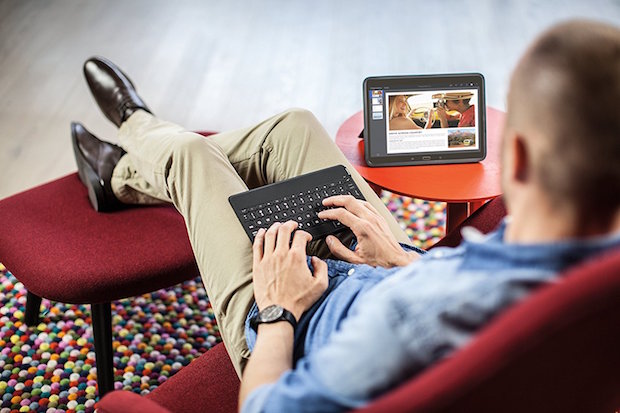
264,144,288,182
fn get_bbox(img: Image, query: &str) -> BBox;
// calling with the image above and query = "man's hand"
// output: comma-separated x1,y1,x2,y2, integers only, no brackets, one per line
318,195,419,268
436,105,449,128
252,221,329,321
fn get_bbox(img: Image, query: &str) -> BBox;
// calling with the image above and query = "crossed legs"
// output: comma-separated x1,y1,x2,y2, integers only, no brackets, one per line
107,108,412,376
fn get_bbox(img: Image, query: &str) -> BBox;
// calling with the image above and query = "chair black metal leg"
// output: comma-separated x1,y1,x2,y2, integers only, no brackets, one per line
24,291,42,326
91,302,114,398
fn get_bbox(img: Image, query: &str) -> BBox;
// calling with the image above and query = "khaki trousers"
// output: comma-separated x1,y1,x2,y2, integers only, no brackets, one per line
110,108,411,377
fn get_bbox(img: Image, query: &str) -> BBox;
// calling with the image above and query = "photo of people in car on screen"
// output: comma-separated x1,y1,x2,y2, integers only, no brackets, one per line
385,89,479,155
387,91,476,131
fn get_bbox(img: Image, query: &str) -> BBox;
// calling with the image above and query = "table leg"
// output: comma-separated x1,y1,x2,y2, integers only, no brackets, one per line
446,200,490,234
469,200,486,215
368,182,383,197
446,202,469,234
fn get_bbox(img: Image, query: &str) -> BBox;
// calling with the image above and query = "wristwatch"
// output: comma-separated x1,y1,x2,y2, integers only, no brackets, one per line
250,304,297,331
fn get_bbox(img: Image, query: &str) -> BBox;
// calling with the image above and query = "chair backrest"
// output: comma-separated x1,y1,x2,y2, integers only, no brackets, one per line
358,199,620,412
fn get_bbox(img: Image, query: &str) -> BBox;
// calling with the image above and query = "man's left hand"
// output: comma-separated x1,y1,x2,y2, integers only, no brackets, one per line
252,221,328,321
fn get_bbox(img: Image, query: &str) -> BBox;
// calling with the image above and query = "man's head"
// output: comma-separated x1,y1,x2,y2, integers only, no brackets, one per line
502,20,620,239
442,92,473,113
445,98,470,113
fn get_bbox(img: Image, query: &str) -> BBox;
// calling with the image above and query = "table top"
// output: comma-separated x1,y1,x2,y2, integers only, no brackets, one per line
335,107,505,203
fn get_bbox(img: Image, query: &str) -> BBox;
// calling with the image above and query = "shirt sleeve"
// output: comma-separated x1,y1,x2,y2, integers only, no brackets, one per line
241,261,551,413
242,383,275,413
240,281,430,412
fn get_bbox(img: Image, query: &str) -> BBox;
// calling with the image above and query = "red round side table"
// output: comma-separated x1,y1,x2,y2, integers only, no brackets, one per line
335,107,505,233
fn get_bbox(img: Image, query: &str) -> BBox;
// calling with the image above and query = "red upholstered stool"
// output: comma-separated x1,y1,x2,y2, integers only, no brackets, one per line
0,132,215,397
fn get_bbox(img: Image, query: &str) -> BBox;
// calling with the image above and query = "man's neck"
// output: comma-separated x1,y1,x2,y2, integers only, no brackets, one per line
505,201,620,244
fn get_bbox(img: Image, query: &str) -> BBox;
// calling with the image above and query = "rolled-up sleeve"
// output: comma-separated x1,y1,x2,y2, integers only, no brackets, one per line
241,383,275,413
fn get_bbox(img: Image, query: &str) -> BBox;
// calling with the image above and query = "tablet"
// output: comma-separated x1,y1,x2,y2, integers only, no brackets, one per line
363,73,486,167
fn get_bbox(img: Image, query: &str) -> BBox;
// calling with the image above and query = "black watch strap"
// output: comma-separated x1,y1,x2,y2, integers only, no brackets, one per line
250,305,297,331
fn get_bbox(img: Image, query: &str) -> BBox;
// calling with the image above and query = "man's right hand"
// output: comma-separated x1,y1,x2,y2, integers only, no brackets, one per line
318,195,419,268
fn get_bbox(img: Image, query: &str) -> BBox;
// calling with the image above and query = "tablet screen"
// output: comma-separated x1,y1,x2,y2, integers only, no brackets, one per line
364,74,486,166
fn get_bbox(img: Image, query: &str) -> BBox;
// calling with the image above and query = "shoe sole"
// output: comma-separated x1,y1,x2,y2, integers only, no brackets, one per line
70,122,107,212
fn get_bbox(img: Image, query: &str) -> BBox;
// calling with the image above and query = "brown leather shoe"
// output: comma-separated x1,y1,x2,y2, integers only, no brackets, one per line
71,122,125,212
83,56,151,127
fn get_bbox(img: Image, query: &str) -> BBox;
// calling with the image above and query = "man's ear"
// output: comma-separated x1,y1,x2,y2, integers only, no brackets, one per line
511,134,530,183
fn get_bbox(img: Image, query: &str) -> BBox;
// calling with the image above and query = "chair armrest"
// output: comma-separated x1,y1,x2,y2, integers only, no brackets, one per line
146,342,240,413
98,390,173,413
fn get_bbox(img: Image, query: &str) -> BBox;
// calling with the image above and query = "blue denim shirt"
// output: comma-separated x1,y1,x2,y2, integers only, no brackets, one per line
242,221,620,413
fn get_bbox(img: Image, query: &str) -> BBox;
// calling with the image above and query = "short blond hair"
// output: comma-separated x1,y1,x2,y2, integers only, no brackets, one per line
508,20,620,219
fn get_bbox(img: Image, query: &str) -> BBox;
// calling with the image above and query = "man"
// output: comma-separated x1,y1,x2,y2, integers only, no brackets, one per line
72,20,619,412
436,92,476,127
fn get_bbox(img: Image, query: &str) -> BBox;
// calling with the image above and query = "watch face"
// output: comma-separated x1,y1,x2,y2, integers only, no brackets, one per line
259,305,284,323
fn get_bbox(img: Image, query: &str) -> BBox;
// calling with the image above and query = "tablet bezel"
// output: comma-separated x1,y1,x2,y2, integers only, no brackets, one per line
363,73,486,167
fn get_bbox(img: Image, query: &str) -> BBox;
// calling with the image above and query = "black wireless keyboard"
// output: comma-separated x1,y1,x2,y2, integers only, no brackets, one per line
229,165,365,242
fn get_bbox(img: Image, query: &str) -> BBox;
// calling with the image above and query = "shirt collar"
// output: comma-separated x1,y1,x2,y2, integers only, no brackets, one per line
459,218,620,273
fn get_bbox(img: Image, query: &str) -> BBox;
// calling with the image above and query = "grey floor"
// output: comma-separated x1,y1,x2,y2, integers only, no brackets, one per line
1,0,619,200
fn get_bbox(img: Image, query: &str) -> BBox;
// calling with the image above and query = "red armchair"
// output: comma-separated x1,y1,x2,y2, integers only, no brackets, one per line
98,197,620,412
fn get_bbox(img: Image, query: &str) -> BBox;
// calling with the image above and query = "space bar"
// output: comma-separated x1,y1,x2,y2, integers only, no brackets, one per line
307,222,339,240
